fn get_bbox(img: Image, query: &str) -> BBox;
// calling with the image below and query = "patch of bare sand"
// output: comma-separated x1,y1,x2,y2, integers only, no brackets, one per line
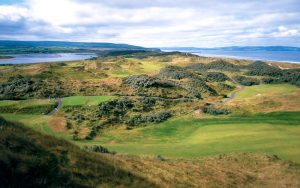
49,116,67,133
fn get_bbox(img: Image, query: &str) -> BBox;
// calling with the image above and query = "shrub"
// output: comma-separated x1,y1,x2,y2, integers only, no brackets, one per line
122,75,174,90
245,61,283,77
83,145,110,153
140,97,156,111
234,76,260,86
127,111,172,126
202,106,230,115
159,66,193,80
205,72,230,82
99,97,134,117
207,60,240,71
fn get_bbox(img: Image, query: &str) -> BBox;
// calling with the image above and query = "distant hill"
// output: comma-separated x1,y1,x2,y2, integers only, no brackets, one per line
161,46,300,51
0,40,159,54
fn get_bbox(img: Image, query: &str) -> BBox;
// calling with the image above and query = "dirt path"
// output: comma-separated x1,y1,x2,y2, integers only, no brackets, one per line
218,78,245,105
47,98,62,115
194,77,245,117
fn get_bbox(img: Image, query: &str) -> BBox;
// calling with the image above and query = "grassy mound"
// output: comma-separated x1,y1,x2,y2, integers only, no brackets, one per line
0,117,154,187
1,117,300,187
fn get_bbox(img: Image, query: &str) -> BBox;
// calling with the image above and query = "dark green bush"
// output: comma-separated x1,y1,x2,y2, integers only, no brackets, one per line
127,111,172,126
245,61,283,77
122,75,174,90
202,106,230,115
205,72,230,82
234,76,260,86
83,145,110,153
159,66,193,80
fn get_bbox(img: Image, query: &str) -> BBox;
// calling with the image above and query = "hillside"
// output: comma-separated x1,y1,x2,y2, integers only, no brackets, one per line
0,50,300,187
1,117,299,187
0,40,159,54
162,46,300,51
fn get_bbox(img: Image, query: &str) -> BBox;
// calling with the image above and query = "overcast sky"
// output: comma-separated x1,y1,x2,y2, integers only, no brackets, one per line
0,0,300,47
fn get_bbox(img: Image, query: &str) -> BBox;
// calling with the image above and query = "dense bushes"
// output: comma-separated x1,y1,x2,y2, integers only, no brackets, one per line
188,78,217,97
205,72,230,82
122,75,174,90
0,75,69,99
234,76,260,86
203,106,230,115
158,66,193,80
208,60,240,71
245,61,283,77
187,60,240,72
127,111,172,126
97,97,173,129
0,75,37,99
83,145,110,153
139,97,156,111
99,97,134,118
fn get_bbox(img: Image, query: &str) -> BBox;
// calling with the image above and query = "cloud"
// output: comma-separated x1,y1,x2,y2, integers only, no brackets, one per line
0,0,300,47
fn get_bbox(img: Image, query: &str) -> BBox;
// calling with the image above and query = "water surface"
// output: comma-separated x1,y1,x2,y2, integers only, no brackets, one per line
0,53,96,64
165,50,300,64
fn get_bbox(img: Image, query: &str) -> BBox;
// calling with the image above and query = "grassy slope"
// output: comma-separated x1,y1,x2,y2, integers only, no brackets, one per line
235,84,298,100
62,96,114,107
226,84,300,113
83,112,300,163
0,117,154,188
1,117,300,188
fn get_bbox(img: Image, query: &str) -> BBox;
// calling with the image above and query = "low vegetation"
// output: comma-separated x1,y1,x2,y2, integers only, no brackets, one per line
0,50,300,187
1,117,300,188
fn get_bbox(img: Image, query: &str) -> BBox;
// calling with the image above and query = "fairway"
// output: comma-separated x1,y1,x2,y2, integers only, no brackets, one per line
0,98,55,107
0,113,72,139
62,96,114,107
235,84,298,100
86,112,300,163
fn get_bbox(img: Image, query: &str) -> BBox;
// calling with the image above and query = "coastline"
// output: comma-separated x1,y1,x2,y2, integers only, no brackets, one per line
0,55,14,59
192,52,300,65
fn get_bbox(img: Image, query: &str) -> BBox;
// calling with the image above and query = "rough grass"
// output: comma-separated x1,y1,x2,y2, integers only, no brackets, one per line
1,117,300,188
84,112,300,163
0,117,154,188
235,84,298,100
62,96,114,107
0,113,72,140
227,84,300,113
0,98,55,107
0,99,56,114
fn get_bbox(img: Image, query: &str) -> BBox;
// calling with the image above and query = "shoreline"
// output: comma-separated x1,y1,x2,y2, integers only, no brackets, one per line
194,53,300,65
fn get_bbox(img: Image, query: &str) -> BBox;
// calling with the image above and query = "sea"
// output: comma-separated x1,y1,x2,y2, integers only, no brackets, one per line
0,53,96,65
165,50,300,64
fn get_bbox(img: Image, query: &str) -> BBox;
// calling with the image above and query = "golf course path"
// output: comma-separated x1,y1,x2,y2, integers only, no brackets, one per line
220,78,245,105
47,98,62,115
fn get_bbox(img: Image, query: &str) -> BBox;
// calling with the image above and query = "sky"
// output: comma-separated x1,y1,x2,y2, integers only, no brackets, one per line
0,0,300,47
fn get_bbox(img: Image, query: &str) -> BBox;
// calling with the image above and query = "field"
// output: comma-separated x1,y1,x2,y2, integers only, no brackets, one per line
82,112,300,163
0,51,300,187
226,84,300,113
235,84,298,100
62,96,114,107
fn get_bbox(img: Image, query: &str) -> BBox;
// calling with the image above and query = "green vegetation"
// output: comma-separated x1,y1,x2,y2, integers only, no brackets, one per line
205,72,230,82
93,112,300,163
235,84,298,100
202,105,230,115
0,117,154,187
0,98,56,114
2,117,300,187
62,96,114,107
234,75,260,86
0,50,300,186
